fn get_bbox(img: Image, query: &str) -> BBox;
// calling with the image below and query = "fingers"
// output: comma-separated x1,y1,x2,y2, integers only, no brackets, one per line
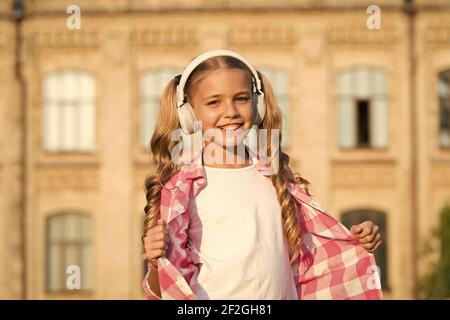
350,225,362,236
364,240,380,253
148,231,169,242
146,244,168,260
144,221,168,241
352,221,383,253
144,229,169,249
373,235,383,251
150,240,168,251
356,221,374,238
143,219,169,261
362,233,382,253
149,248,167,258
146,219,167,236
359,225,379,244
144,233,169,251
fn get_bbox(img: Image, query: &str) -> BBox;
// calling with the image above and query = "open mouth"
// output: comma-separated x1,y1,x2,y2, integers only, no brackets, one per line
217,123,244,132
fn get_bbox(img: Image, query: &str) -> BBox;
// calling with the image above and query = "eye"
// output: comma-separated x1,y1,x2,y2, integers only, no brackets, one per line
206,100,219,106
236,96,251,102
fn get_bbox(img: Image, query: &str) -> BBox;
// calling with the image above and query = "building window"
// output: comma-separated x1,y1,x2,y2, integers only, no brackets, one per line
42,70,96,152
140,68,181,150
341,210,389,290
357,99,370,146
46,213,93,292
258,67,290,147
438,70,450,148
337,67,388,149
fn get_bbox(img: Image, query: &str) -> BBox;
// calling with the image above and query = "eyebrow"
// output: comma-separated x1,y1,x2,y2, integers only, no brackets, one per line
202,91,251,101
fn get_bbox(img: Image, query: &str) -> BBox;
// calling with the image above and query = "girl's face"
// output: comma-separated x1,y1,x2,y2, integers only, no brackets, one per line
189,68,254,147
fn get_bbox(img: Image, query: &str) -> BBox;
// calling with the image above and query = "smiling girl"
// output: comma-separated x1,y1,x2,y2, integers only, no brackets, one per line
142,50,383,300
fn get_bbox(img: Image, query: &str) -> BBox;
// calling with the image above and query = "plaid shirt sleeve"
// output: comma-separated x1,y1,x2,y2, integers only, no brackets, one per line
288,183,383,300
142,209,199,300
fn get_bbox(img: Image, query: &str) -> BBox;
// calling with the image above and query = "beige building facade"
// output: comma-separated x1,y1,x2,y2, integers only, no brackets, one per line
1,0,450,299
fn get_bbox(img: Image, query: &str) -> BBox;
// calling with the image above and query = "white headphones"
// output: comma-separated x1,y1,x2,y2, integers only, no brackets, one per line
174,49,266,134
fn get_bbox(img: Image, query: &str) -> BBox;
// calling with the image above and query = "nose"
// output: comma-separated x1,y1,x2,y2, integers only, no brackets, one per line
223,98,240,118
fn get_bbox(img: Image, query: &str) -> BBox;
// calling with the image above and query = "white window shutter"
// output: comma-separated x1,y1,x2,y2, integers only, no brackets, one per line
79,74,95,151
371,70,388,148
62,93,75,151
438,75,449,97
139,68,181,149
370,98,388,148
257,67,290,147
339,98,356,148
337,70,352,97
337,70,356,148
43,74,59,151
47,214,93,291
354,68,370,99
338,68,388,149
42,70,96,152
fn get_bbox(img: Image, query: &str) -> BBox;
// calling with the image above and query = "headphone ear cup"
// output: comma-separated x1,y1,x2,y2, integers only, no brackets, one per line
253,92,266,126
177,103,197,134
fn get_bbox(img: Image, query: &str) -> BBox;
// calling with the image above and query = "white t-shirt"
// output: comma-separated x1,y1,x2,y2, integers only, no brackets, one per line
187,161,298,300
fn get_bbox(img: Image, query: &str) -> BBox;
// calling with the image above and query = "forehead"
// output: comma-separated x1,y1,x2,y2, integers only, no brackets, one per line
193,68,251,95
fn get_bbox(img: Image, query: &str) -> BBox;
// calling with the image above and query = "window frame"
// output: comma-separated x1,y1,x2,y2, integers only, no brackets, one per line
45,212,93,294
42,69,96,153
336,66,388,150
139,67,182,150
257,66,291,148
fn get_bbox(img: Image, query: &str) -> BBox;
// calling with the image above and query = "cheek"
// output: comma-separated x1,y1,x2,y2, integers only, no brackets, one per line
241,104,254,123
194,107,220,131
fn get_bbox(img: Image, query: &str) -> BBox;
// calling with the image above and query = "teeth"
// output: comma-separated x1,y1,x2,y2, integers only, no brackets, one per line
220,124,241,131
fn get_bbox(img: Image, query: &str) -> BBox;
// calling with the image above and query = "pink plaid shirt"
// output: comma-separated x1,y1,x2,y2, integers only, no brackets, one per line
142,154,383,300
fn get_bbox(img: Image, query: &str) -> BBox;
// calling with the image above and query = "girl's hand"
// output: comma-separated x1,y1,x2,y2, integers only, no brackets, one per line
143,219,169,269
350,220,382,253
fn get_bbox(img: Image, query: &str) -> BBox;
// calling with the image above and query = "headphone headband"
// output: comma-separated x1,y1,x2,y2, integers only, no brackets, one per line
175,49,263,108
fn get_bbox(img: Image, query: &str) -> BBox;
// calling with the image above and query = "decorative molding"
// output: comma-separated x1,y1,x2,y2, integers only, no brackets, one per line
426,25,450,43
27,31,100,49
130,28,199,47
331,160,396,189
199,24,228,49
37,163,99,193
228,26,297,46
327,23,397,44
300,29,325,65
19,1,406,14
102,31,129,64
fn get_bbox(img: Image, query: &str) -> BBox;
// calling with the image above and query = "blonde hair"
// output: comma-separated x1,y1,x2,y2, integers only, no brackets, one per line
143,56,312,265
